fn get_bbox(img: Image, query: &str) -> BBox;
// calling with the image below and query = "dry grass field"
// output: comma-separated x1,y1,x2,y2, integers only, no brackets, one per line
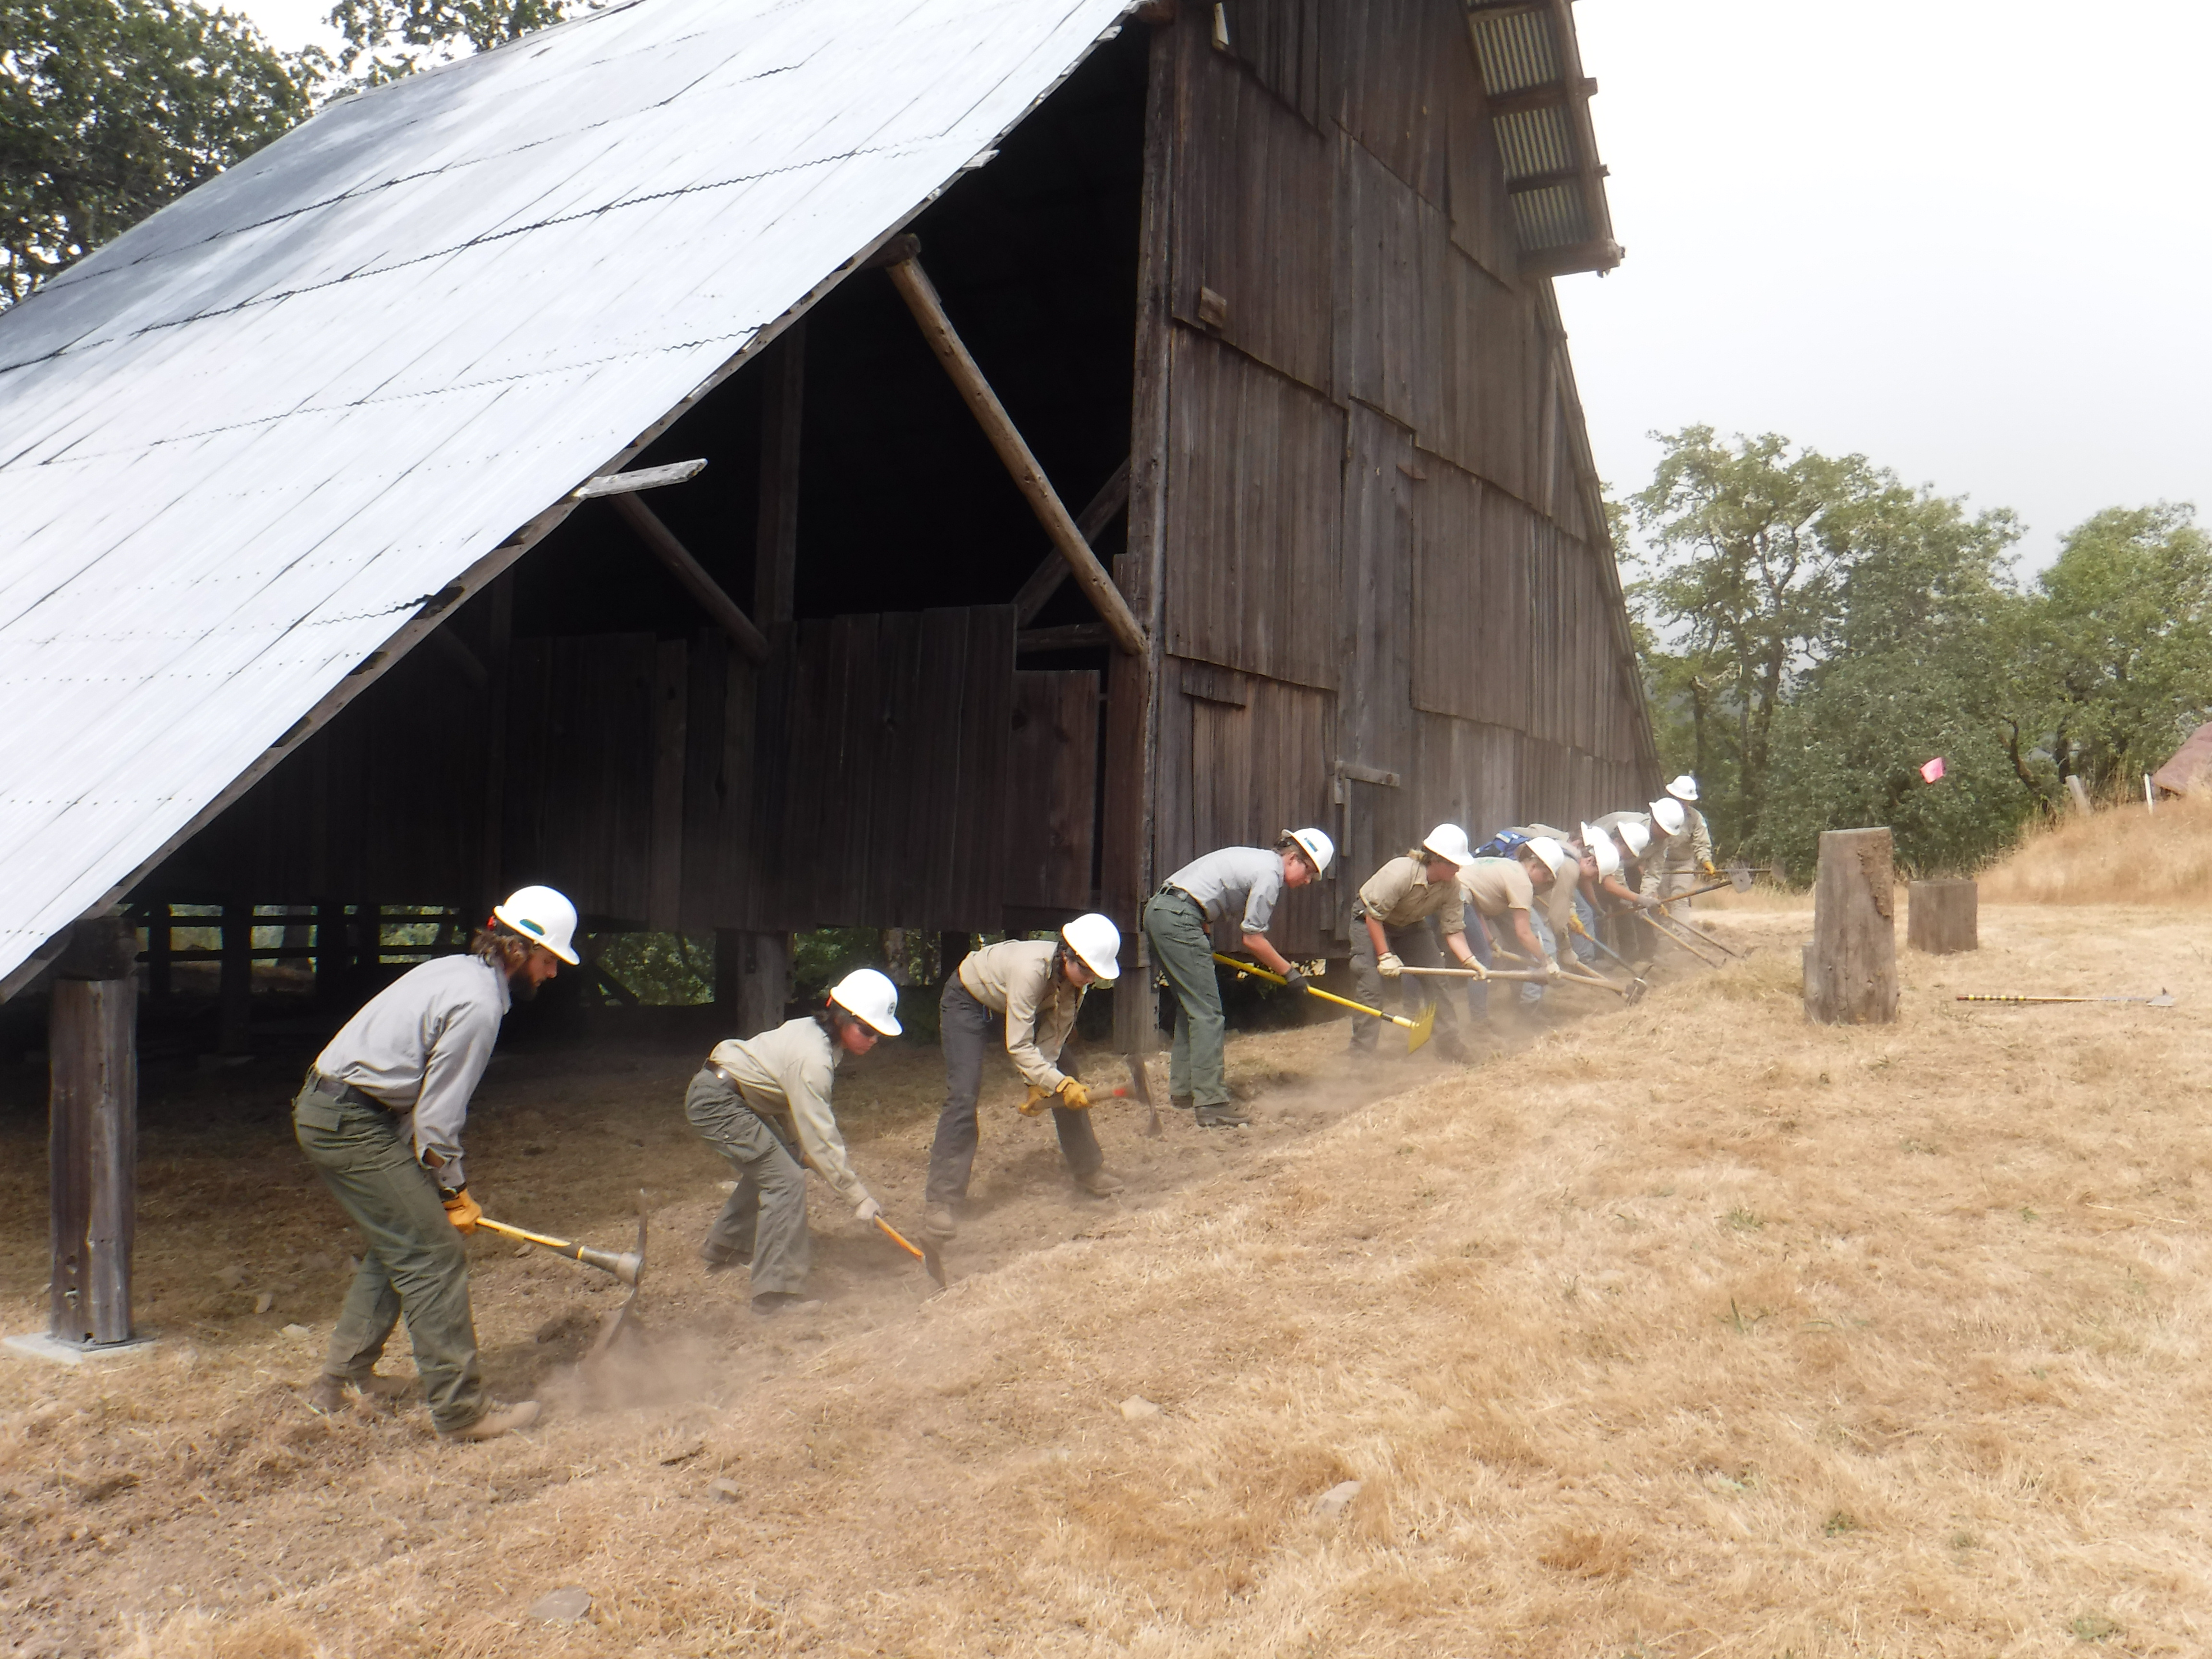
4,878,2211,1657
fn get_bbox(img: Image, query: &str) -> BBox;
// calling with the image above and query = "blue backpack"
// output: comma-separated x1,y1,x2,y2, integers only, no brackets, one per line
1471,830,1530,862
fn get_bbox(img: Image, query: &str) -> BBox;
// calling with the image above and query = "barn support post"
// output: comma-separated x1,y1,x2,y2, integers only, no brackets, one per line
1803,828,1899,1025
145,902,171,1000
45,916,141,1349
1107,8,1180,1059
716,930,792,1036
218,899,252,1056
480,572,514,915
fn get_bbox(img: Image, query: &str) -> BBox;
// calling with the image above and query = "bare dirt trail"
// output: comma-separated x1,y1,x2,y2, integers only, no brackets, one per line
11,899,2212,1656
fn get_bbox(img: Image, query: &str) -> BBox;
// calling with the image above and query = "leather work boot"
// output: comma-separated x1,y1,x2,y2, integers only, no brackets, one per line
751,1292,824,1318
445,1400,541,1443
1071,1167,1125,1197
922,1203,957,1240
1194,1105,1249,1129
302,1374,348,1417
700,1247,750,1274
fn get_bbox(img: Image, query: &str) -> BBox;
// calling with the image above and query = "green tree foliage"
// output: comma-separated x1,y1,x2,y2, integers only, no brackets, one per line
325,0,589,86
0,0,310,305
1996,505,2212,805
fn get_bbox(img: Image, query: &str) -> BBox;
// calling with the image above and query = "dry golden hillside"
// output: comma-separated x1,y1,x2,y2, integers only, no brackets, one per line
1981,794,2212,906
3,898,2209,1657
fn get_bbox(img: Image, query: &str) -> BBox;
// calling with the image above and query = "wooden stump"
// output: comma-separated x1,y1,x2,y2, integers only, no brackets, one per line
48,917,139,1346
1907,879,1978,955
1803,828,1899,1025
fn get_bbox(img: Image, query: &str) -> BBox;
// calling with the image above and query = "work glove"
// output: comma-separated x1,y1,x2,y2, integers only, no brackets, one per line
442,1187,482,1235
1019,1084,1052,1117
1636,893,1660,910
1458,958,1488,981
854,1195,884,1225
1280,968,1310,995
1057,1078,1092,1110
1377,952,1405,979
1701,861,1719,878
1543,959,1563,981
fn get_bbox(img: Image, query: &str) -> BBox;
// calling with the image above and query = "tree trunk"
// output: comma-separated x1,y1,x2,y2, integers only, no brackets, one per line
716,931,791,1037
1803,828,1899,1025
1906,879,1978,955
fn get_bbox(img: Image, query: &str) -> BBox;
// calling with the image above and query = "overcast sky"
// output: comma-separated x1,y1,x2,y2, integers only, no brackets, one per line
1557,0,2212,570
240,0,2211,571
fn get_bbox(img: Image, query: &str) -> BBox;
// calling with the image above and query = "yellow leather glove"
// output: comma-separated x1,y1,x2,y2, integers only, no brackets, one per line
442,1188,482,1235
1057,1078,1092,1110
1701,860,1719,878
1019,1084,1052,1117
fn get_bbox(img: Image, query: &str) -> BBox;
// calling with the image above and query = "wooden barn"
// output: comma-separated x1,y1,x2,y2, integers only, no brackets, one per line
0,0,1652,1342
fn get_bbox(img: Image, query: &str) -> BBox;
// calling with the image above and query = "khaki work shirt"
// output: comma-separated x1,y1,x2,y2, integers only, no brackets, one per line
709,1018,868,1208
958,938,1084,1091
1356,856,1467,937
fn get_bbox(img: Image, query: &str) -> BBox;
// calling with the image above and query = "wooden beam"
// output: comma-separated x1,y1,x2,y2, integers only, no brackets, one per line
1520,236,1624,276
48,916,138,1346
1506,164,1605,196
1486,77,1596,118
572,458,708,499
1012,456,1131,625
858,234,922,272
1017,623,1113,653
882,257,1147,657
754,323,804,625
611,493,770,665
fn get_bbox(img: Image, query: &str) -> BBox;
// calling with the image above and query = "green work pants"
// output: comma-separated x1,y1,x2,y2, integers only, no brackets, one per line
293,1083,485,1433
685,1068,813,1296
1143,889,1229,1109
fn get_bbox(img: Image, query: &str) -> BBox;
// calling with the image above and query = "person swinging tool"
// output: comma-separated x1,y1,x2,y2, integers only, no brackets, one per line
923,914,1124,1240
294,885,578,1441
687,969,901,1314
1348,824,1482,1063
1143,828,1333,1128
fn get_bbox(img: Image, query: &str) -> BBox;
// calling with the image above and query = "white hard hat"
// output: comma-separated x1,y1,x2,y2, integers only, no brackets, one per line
1524,835,1568,877
1617,819,1651,857
1060,914,1121,984
1287,827,1334,876
1667,774,1700,804
830,968,902,1036
1650,797,1687,836
493,885,580,964
1420,823,1476,868
1581,823,1621,879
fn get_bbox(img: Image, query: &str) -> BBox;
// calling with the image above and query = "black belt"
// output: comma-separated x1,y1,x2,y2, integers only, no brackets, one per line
1154,884,1205,914
305,1070,384,1110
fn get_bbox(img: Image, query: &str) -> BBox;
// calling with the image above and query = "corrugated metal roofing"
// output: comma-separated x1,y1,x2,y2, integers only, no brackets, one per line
0,0,1130,995
1462,0,1618,265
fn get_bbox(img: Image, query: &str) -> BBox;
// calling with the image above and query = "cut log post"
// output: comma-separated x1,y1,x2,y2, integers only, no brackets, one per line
48,917,139,1346
1906,878,1978,955
1803,828,1899,1025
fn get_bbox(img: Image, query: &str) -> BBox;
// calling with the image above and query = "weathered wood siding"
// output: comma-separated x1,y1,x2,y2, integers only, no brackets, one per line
1136,0,1653,950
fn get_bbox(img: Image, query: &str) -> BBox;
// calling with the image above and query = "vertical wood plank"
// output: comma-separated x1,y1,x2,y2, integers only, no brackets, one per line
754,322,805,627
479,573,513,910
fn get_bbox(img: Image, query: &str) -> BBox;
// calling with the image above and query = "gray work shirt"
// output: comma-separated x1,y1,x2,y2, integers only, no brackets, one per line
314,953,511,1190
1163,846,1286,935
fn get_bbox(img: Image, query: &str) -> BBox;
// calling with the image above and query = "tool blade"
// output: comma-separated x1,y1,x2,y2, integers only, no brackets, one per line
1407,1001,1436,1054
1728,864,1754,892
1124,1050,1163,1138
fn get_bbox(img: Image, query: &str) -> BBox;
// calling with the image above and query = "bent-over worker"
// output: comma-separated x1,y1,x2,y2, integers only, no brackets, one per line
1143,828,1334,1128
687,969,901,1314
1349,823,1482,1062
295,885,578,1441
1643,776,1716,902
925,914,1126,1239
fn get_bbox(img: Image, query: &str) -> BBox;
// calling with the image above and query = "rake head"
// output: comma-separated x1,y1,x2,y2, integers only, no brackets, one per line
1405,1000,1436,1054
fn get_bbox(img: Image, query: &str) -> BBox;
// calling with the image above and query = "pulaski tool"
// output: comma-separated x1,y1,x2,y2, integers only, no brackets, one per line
875,1214,949,1289
1956,989,2176,1007
1212,952,1435,1053
479,1190,650,1358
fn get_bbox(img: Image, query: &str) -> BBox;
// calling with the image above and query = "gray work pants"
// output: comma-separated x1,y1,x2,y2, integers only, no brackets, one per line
926,978,1103,1206
293,1083,486,1433
1346,913,1461,1048
1143,889,1228,1108
686,1069,811,1296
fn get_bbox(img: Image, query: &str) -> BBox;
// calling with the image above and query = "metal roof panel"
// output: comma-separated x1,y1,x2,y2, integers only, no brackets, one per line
0,0,1130,989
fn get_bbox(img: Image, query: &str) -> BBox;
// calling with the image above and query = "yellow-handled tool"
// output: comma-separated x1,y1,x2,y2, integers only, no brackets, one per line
874,1215,949,1289
1212,952,1434,1053
477,1214,643,1286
